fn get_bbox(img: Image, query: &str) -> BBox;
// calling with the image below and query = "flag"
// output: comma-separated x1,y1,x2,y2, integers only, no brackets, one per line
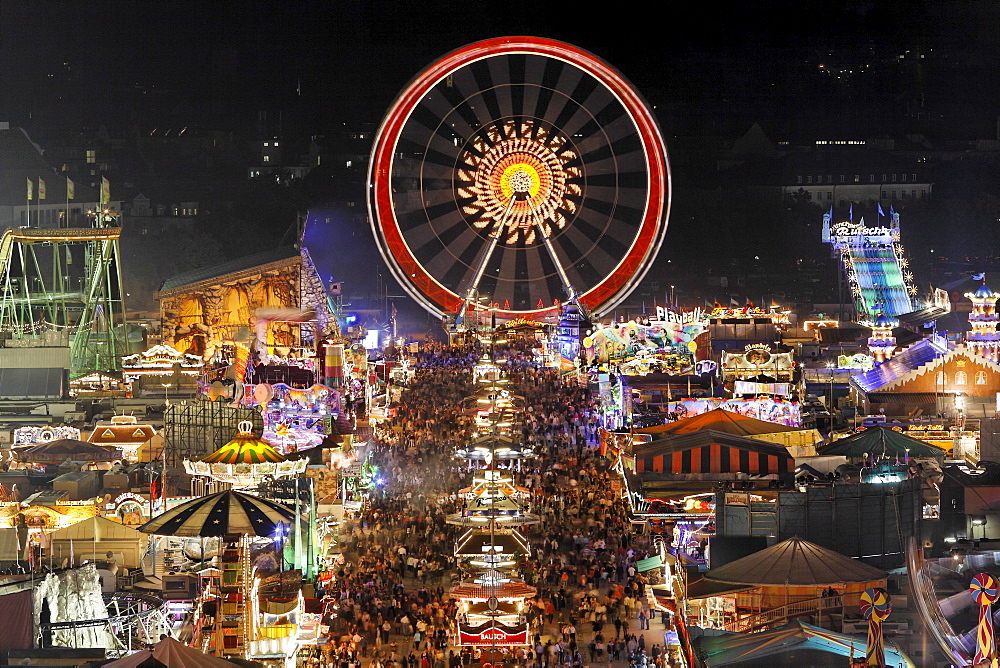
100,177,110,206
849,203,853,221
26,178,33,201
827,205,833,219
890,205,896,216
746,298,756,308
66,178,75,200
38,178,46,200
973,273,986,281
729,297,739,306
878,203,884,217
70,538,74,566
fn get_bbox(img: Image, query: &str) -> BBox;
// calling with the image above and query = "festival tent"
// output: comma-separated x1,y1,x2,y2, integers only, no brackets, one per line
638,409,799,436
816,425,946,460
633,430,793,476
637,409,821,455
103,635,235,667
49,516,147,568
704,536,887,609
16,438,118,464
693,619,915,667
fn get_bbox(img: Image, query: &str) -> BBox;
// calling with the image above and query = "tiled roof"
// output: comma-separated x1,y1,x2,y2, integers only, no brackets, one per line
158,246,300,294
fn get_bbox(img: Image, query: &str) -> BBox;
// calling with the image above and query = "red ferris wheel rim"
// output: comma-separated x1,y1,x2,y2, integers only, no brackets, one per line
369,36,670,320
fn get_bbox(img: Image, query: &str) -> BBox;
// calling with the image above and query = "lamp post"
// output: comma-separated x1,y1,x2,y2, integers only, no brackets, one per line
161,382,173,407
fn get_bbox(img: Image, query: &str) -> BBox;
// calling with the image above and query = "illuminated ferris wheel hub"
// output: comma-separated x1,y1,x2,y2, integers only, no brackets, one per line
369,37,671,321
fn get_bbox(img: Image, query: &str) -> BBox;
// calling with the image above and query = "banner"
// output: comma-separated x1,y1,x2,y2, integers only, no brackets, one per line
101,176,110,205
26,178,33,201
66,178,74,200
38,178,45,200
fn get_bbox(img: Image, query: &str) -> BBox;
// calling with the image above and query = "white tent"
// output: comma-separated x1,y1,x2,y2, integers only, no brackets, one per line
49,516,148,568
104,636,235,667
0,529,22,561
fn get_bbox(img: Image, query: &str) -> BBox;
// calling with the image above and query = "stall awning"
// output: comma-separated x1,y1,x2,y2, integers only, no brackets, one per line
685,578,754,600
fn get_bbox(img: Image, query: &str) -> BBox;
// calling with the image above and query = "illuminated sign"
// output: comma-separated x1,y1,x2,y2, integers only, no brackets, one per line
830,221,895,238
457,625,529,647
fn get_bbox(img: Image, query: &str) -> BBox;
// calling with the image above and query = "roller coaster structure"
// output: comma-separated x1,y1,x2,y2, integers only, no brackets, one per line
0,209,128,378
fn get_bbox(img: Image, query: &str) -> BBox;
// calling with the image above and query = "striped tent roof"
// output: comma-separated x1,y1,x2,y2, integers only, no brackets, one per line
705,536,887,586
634,430,793,476
138,490,299,537
637,409,799,436
200,432,287,465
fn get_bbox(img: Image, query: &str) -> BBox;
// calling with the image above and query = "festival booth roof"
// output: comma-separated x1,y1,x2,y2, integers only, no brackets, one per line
633,430,793,476
138,489,301,538
638,409,799,437
17,439,118,463
693,619,914,667
200,430,288,464
455,532,530,557
104,635,235,668
705,536,887,587
816,426,946,459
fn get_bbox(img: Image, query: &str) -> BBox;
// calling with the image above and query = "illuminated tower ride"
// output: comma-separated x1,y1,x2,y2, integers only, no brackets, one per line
0,208,128,377
823,208,917,324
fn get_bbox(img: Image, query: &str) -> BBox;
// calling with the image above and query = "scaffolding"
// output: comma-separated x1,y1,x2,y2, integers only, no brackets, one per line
162,400,263,468
0,210,128,377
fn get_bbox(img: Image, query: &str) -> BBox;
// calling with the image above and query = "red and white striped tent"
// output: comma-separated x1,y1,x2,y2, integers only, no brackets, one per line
633,429,793,476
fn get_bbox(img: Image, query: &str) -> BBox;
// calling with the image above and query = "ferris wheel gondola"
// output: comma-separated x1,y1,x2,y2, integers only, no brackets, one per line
369,37,670,322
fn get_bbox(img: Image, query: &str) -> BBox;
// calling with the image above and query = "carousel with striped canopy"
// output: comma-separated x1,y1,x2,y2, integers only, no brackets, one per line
183,420,308,490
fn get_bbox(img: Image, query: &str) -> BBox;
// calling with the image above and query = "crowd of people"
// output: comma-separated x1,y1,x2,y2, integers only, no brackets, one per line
314,339,683,668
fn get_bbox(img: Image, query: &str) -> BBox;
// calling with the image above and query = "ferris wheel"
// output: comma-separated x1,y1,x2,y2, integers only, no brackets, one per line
368,36,670,322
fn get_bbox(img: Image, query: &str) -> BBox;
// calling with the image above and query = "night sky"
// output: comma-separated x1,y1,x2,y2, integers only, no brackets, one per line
3,1,998,132
3,1,1000,319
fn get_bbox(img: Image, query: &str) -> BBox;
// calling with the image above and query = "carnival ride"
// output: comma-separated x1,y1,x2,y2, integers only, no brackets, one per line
368,37,670,324
0,211,128,377
40,591,170,658
823,209,917,323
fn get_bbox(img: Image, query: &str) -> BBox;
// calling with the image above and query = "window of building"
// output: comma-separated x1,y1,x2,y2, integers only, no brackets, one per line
891,173,897,182
86,150,96,164
891,191,897,199
901,173,907,182
815,191,822,201
263,155,270,162
912,173,916,181
827,175,832,183
911,190,916,198
346,160,353,168
870,174,875,182
827,192,833,200
806,176,812,184
977,371,988,385
854,174,860,183
264,142,269,147
955,371,968,385
881,190,887,199
882,173,887,181
797,175,802,184
921,190,927,199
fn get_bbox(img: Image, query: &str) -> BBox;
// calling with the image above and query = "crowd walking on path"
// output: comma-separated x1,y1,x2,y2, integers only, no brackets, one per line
316,340,682,668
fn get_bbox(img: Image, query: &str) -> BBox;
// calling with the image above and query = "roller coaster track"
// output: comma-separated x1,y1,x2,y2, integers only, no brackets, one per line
0,225,127,376
38,591,169,658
